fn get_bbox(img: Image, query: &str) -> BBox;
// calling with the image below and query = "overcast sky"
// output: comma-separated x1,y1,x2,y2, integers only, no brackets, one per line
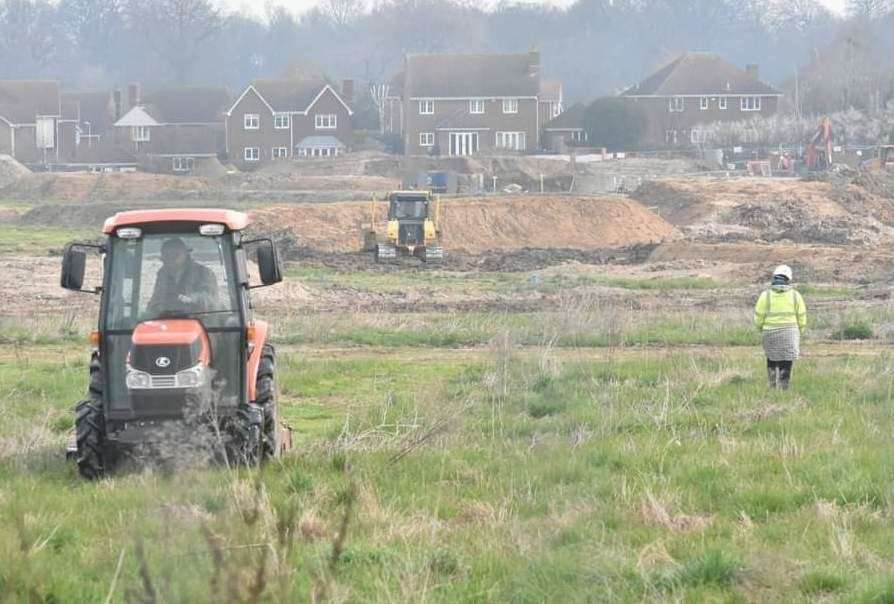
223,0,849,19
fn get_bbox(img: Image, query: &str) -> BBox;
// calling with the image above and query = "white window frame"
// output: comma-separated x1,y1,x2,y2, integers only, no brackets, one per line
741,96,761,112
700,97,709,110
668,97,684,112
272,146,288,159
502,99,518,114
691,129,705,144
469,99,485,114
665,130,678,145
550,102,562,119
243,113,260,130
719,96,727,110
273,113,290,129
495,131,526,151
244,147,259,161
314,114,337,129
172,157,193,172
571,130,587,143
132,126,150,142
418,100,434,115
419,132,435,147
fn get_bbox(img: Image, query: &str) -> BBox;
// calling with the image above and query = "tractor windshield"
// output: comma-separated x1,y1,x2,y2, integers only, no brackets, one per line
390,199,428,220
106,232,240,330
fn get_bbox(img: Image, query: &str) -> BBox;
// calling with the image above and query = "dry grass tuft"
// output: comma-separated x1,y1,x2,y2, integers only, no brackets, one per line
640,490,713,532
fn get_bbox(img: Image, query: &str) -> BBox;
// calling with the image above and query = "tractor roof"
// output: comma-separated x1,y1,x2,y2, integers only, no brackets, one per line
103,209,250,234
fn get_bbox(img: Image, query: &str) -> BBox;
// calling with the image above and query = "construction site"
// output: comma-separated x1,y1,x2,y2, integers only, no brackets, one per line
2,149,894,601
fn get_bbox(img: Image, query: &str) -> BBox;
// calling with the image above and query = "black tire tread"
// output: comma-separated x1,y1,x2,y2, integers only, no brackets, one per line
255,344,277,460
75,399,105,480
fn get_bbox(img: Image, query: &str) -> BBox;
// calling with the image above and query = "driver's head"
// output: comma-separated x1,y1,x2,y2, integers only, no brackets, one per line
160,238,189,270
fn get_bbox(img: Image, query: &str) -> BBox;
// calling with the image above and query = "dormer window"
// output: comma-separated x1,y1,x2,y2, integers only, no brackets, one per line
668,97,684,112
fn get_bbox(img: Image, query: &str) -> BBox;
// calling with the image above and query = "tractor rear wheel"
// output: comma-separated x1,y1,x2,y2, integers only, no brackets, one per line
256,344,278,460
75,399,106,480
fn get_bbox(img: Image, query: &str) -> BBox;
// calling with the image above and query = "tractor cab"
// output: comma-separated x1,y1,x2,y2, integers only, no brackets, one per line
61,209,285,478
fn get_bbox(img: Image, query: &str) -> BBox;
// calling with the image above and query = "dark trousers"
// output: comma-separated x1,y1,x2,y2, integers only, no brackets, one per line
767,360,794,388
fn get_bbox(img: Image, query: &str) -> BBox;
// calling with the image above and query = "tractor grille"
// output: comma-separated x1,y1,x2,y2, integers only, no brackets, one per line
130,343,198,375
399,223,424,245
150,375,177,388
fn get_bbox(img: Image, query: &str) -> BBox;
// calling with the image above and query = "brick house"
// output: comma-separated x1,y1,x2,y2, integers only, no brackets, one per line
225,79,354,169
542,103,589,152
401,51,542,156
113,86,231,173
620,52,781,148
0,80,76,164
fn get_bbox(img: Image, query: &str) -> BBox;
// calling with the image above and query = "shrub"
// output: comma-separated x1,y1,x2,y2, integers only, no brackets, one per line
832,320,874,340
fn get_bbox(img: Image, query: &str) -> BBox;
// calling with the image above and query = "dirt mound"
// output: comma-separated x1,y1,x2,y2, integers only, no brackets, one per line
0,155,30,187
252,195,678,254
633,177,894,246
0,171,214,202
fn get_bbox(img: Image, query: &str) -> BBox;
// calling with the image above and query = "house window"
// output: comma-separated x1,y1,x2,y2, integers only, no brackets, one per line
272,147,288,159
419,100,434,115
502,99,518,114
668,97,684,112
274,113,290,129
550,102,562,119
571,130,588,143
469,100,485,114
132,126,150,142
741,96,761,111
244,147,259,161
172,157,194,172
419,132,435,147
719,97,727,110
665,130,678,146
691,129,706,144
315,114,337,129
244,114,259,129
700,97,709,110
496,131,526,151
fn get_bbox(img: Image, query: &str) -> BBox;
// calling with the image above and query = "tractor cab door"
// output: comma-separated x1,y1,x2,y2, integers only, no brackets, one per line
102,230,245,419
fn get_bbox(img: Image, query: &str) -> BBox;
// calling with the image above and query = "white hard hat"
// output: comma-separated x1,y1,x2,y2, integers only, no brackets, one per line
773,264,793,281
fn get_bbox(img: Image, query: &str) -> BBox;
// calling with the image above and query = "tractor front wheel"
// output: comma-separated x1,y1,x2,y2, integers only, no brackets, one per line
229,402,263,466
75,399,106,480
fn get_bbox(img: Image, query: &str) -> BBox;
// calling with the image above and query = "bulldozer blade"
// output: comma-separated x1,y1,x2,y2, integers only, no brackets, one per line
376,244,397,261
424,246,444,262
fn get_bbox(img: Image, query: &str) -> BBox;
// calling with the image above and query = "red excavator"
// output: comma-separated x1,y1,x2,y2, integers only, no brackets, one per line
805,116,834,171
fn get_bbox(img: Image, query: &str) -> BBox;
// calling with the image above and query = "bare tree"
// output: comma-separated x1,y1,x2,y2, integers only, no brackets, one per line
847,0,893,18
124,0,223,84
321,0,363,28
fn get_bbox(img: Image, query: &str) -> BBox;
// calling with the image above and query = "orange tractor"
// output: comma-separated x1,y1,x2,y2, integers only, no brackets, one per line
61,209,285,478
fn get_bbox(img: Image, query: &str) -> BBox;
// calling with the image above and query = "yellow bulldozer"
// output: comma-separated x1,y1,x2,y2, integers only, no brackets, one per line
362,191,443,262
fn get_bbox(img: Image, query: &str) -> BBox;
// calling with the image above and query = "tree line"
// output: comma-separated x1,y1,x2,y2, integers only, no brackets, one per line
0,0,892,119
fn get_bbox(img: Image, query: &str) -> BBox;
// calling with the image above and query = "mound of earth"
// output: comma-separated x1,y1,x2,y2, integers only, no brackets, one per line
0,171,215,203
0,154,30,187
251,195,678,254
633,177,894,246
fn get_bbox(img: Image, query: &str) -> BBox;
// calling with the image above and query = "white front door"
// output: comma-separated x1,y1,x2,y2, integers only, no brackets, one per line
449,132,479,156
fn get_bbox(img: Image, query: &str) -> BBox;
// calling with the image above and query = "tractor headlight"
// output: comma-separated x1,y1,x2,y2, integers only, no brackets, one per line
175,363,205,388
125,366,152,389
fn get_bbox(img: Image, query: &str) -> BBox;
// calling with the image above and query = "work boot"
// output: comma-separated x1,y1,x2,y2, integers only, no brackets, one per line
767,366,777,389
779,367,791,390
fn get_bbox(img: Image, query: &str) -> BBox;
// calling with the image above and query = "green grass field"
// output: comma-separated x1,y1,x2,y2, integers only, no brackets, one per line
1,334,893,602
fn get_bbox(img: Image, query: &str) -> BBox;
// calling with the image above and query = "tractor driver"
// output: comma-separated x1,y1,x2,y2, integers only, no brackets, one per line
146,237,219,315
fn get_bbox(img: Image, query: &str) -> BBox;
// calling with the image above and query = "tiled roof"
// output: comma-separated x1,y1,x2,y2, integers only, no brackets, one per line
0,81,60,123
621,52,780,97
405,52,540,98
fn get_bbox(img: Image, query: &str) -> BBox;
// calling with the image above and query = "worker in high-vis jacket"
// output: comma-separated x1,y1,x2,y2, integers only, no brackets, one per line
753,265,807,389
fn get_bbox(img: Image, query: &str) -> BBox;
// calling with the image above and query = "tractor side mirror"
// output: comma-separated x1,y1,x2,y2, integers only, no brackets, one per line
61,243,103,293
244,238,283,287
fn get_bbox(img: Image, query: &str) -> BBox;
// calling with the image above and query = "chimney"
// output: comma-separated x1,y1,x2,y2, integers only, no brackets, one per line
527,48,540,78
745,64,759,80
113,89,122,120
127,82,141,108
341,79,354,103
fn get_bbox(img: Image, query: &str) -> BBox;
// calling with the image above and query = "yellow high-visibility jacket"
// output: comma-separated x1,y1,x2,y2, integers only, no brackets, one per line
754,287,807,331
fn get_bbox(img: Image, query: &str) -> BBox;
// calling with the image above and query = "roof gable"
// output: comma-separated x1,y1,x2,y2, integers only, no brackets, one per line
405,52,540,98
305,85,354,116
249,79,329,112
114,106,159,127
621,53,780,97
0,80,61,123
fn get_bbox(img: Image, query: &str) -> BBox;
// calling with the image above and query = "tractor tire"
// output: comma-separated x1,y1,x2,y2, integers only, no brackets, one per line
75,399,106,480
255,344,278,461
229,402,263,466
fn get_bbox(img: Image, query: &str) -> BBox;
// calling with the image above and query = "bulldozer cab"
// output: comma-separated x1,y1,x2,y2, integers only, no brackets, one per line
388,194,430,221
